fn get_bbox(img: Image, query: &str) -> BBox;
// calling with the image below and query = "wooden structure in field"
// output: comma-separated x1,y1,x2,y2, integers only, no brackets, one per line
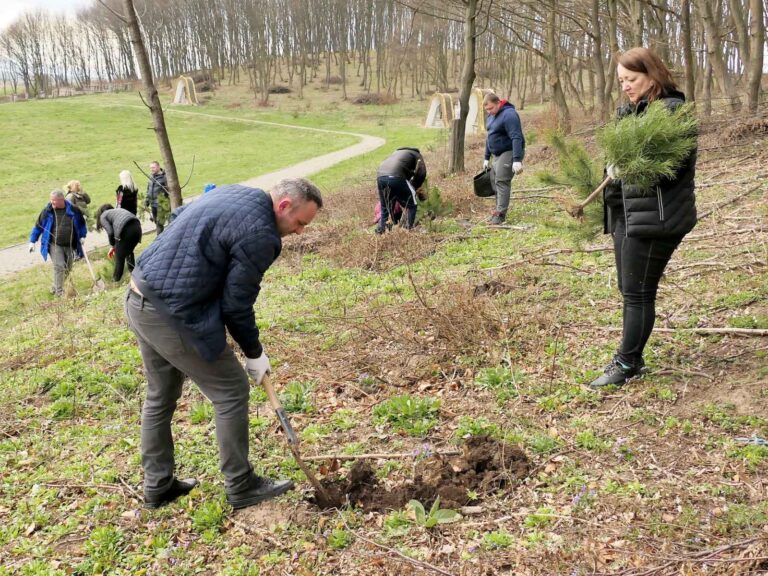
172,75,199,105
424,88,494,134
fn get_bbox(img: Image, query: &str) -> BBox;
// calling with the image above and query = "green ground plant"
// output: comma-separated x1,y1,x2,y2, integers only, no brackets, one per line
482,530,515,550
373,395,441,436
406,497,462,528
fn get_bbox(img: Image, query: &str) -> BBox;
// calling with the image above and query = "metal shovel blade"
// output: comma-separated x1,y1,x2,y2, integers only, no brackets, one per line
260,374,333,504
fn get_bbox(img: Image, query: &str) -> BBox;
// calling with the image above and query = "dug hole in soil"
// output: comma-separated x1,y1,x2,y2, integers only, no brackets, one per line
313,436,531,510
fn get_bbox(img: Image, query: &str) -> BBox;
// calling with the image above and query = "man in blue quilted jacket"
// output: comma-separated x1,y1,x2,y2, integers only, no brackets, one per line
125,178,322,510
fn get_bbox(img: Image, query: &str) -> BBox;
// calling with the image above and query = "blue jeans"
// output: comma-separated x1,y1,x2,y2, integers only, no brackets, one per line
613,220,683,367
376,176,416,232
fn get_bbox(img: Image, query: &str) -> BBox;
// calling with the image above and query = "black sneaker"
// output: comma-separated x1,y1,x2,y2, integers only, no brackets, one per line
488,211,506,225
589,358,645,388
144,477,199,509
227,476,295,510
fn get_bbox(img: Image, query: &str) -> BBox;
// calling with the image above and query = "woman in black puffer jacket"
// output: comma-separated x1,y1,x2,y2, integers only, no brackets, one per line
590,47,697,388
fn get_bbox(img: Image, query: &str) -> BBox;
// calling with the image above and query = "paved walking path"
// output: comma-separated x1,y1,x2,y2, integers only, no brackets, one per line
0,109,385,278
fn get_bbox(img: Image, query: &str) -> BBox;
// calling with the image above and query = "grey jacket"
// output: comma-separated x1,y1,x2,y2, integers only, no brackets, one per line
99,208,140,246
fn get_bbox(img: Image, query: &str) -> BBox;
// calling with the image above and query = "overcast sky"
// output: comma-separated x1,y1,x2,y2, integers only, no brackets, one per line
0,0,93,32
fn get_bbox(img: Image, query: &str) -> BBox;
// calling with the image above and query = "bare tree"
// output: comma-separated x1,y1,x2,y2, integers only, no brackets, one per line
118,0,182,208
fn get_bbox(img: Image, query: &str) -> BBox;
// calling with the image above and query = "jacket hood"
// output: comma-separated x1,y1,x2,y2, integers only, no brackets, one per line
397,147,421,154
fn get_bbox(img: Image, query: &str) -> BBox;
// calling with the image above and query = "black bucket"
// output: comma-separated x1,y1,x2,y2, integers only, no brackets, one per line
473,168,495,198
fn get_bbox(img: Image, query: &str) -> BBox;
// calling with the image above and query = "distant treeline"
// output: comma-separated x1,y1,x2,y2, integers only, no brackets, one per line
0,0,765,117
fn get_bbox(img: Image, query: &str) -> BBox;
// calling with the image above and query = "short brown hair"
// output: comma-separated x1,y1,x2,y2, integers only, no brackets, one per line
617,47,677,102
272,178,323,209
483,92,500,105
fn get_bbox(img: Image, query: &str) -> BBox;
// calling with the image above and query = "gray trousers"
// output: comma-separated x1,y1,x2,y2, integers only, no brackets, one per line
490,150,515,214
50,244,74,296
124,289,254,497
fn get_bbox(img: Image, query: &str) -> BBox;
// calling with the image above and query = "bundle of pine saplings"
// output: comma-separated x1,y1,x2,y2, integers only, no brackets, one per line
565,101,698,220
597,100,698,191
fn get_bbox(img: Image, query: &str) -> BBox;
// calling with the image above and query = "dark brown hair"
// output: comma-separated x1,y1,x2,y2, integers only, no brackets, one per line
617,47,677,102
94,203,114,232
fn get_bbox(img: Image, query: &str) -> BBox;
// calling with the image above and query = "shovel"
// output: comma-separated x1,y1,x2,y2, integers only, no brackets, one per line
260,374,333,504
81,247,106,292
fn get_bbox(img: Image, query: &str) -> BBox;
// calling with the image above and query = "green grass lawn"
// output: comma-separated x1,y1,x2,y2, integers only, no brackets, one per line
1,90,439,247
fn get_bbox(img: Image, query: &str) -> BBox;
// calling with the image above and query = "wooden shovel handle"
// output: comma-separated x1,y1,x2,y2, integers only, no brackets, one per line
578,175,612,211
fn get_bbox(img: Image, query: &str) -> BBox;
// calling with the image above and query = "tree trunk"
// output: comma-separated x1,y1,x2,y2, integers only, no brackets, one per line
122,0,182,209
590,0,607,119
745,0,764,112
449,0,478,174
698,0,741,112
681,0,696,103
545,9,571,133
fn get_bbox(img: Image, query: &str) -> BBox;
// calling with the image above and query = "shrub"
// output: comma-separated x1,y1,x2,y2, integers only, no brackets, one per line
352,93,398,105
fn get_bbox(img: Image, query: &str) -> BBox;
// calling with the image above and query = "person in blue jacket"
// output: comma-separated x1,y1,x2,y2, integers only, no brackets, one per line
28,189,87,296
125,178,322,510
482,93,525,225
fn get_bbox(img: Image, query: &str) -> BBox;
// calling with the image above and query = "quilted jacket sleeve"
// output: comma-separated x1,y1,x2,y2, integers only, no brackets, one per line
220,230,281,359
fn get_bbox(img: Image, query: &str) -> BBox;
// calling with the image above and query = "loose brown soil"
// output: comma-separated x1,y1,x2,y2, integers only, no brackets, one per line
314,436,530,510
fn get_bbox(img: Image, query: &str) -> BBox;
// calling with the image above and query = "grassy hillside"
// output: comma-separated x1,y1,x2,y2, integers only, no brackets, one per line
0,84,443,247
1,85,767,575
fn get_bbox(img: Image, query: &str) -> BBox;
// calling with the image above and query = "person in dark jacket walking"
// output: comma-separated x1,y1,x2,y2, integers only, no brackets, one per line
95,204,142,281
116,170,139,216
125,178,322,510
590,47,697,388
482,93,525,225
145,161,169,234
375,147,427,234
28,189,88,296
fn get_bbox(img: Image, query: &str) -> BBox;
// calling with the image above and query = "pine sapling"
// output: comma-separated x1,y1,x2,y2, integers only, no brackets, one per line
535,131,602,224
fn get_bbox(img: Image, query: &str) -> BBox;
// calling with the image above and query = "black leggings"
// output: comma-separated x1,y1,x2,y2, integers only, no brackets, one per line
114,220,143,281
613,221,683,367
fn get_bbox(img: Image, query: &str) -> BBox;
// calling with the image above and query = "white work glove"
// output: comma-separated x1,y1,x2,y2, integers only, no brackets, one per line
482,159,490,170
512,162,523,175
607,164,620,179
28,242,35,253
245,352,271,385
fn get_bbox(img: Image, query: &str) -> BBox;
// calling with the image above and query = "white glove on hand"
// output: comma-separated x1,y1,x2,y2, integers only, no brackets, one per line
607,164,620,179
28,242,35,253
482,159,490,170
245,352,271,385
512,162,523,174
